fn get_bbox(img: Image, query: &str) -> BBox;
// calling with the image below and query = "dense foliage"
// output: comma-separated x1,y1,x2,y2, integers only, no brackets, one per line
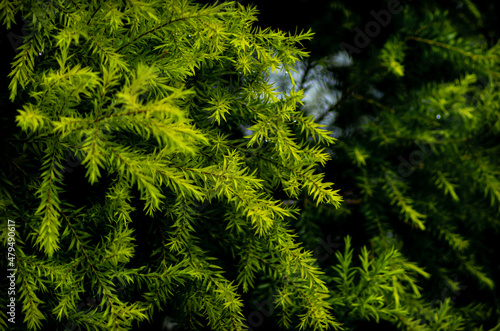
1,0,499,330
254,0,500,329
0,1,344,330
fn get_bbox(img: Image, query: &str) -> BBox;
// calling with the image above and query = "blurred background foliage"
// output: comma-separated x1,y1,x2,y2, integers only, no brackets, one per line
212,0,500,329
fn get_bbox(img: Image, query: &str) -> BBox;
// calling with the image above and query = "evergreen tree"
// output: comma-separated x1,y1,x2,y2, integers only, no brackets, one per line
1,0,499,330
0,1,343,330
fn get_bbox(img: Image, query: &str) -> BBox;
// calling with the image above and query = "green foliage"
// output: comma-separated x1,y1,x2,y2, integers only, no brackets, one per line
327,236,432,328
281,0,500,329
2,0,500,330
0,0,344,330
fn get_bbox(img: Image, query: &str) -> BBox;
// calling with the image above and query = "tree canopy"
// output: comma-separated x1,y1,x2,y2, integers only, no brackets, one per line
0,0,499,330
0,1,343,330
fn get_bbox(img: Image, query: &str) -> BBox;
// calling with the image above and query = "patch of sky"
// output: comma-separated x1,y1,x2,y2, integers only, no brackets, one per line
243,51,353,138
267,52,351,121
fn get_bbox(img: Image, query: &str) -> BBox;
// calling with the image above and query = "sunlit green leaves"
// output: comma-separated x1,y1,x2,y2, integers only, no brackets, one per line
16,104,49,133
379,38,406,77
34,141,65,257
2,0,345,330
328,236,431,326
